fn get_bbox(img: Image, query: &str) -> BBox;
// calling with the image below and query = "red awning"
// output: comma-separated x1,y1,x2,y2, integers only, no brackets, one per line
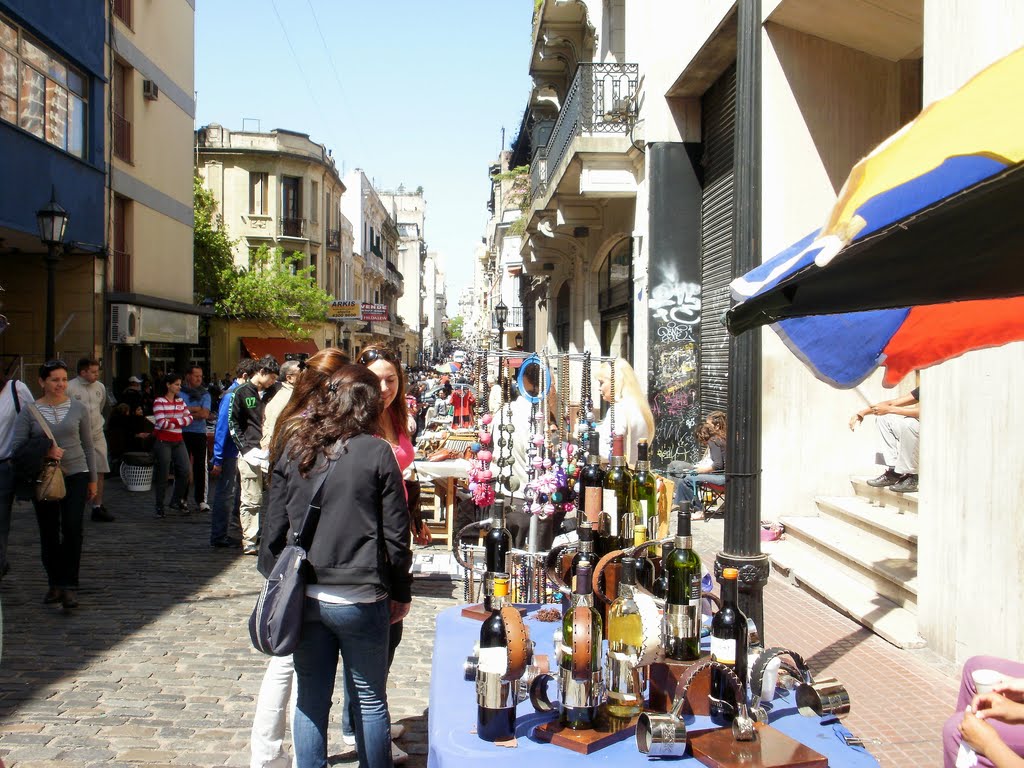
240,337,319,363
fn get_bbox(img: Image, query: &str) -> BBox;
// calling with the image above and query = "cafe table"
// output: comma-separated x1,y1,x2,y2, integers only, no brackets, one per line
414,459,472,547
427,604,879,767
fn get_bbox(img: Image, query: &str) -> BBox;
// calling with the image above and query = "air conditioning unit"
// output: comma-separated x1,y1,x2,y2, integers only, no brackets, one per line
142,79,159,101
109,303,141,345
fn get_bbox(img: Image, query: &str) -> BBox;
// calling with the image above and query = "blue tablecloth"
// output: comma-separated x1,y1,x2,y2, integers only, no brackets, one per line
427,605,878,767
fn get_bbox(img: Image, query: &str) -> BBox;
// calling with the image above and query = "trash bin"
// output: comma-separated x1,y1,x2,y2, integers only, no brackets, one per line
119,451,154,492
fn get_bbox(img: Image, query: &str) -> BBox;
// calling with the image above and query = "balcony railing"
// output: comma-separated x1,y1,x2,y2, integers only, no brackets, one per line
279,217,306,238
112,250,132,292
113,112,132,163
326,228,341,250
530,62,639,200
491,305,524,330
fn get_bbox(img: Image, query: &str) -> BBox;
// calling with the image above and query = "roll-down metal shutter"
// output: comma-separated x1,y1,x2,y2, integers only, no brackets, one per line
699,63,736,418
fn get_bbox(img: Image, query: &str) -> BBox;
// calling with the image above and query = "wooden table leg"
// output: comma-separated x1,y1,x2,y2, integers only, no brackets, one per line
444,477,455,548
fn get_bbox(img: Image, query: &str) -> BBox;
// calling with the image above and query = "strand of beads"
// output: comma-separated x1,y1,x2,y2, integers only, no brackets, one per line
467,348,495,508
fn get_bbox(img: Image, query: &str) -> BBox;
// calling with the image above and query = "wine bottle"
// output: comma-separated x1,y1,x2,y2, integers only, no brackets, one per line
632,523,655,591
578,431,607,553
560,559,603,729
652,540,674,600
663,506,702,661
631,439,658,536
605,556,643,718
710,567,748,723
484,499,511,610
477,573,516,742
570,522,595,592
603,434,633,549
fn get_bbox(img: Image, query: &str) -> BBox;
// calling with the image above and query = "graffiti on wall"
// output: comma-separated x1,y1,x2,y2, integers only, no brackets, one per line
648,265,702,467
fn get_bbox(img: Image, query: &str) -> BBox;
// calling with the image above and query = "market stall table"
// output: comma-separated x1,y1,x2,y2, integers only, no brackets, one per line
414,459,471,547
427,605,879,767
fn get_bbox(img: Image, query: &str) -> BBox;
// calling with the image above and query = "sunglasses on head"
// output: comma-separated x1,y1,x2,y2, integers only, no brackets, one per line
358,348,397,366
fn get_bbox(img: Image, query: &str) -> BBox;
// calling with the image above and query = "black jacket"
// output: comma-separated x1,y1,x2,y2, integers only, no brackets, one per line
258,433,413,603
229,382,270,453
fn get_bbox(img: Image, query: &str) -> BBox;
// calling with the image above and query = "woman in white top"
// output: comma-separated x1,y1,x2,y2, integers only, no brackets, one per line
595,358,655,466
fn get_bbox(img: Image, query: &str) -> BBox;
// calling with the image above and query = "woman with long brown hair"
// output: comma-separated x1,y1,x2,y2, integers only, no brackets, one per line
259,360,411,768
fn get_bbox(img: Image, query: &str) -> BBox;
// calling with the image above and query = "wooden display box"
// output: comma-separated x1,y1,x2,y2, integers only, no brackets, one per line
688,722,827,768
648,657,712,715
533,712,638,754
460,603,527,621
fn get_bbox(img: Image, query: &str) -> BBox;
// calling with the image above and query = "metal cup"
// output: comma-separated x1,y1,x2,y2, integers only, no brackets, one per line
796,677,851,719
636,710,688,756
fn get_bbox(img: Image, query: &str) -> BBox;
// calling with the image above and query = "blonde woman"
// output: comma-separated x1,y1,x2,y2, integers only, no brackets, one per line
595,358,655,466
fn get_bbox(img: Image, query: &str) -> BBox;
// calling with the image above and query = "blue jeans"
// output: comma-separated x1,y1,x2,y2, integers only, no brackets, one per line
293,598,391,768
674,473,726,508
343,619,403,738
153,440,190,513
0,460,15,575
209,455,240,543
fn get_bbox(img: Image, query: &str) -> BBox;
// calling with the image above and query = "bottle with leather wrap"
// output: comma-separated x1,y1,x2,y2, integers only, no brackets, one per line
476,574,516,742
570,522,595,593
663,505,702,661
605,556,643,718
632,523,655,591
631,439,658,537
559,559,603,729
710,567,748,723
484,498,511,610
603,434,632,549
578,430,606,552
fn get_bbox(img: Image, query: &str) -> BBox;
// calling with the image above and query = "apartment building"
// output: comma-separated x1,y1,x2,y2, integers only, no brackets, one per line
378,188,426,366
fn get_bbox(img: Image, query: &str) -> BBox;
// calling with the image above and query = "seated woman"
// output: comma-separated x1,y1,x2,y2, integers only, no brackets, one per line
944,656,1024,768
672,422,726,519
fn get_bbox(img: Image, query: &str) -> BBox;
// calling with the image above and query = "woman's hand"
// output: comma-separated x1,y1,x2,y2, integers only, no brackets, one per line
993,678,1024,704
86,482,97,502
46,444,64,460
413,520,433,546
973,693,1024,725
960,709,1007,758
390,600,411,625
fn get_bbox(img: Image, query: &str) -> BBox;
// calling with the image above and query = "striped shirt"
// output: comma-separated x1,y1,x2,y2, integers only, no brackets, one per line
153,397,193,442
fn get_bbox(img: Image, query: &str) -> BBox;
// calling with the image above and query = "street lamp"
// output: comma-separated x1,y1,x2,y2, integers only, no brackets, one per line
36,187,69,360
514,332,523,350
495,299,508,387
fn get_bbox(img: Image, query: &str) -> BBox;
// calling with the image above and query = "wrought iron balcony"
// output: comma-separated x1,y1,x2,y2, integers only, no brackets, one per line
530,62,639,201
279,217,306,238
491,305,524,330
326,228,341,250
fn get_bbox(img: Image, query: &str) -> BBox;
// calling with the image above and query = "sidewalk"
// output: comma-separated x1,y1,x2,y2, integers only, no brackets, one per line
0,478,958,766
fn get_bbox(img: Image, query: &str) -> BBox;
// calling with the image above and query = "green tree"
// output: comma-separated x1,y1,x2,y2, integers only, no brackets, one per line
193,174,237,304
218,246,332,338
447,316,464,340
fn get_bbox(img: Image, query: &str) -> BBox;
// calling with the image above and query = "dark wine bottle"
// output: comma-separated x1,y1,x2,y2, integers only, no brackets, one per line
603,434,632,549
570,522,595,592
652,540,674,600
578,431,607,552
632,523,655,591
631,439,658,537
663,506,702,661
484,499,511,610
710,567,748,723
560,560,603,730
477,573,516,742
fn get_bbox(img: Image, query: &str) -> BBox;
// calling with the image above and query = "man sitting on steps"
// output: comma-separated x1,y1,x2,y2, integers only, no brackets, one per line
849,386,920,494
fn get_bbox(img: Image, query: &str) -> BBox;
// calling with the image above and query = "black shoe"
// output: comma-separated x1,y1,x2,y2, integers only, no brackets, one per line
890,474,918,493
211,537,236,548
866,468,901,488
155,508,165,519
44,587,63,604
91,505,115,522
61,589,79,610
169,500,188,513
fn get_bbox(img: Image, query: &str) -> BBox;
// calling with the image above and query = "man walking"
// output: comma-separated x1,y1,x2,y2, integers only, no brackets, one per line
229,355,279,555
0,372,33,580
210,359,254,548
181,366,212,513
68,358,114,521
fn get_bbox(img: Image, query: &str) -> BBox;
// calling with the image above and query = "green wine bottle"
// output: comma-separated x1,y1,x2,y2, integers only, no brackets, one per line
631,439,658,537
560,559,603,729
663,505,702,661
603,434,633,549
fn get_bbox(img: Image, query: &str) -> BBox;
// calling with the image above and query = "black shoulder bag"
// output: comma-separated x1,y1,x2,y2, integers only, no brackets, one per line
248,459,335,656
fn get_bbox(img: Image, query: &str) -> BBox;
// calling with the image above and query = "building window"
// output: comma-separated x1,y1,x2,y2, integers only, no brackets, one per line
113,195,131,291
310,180,318,223
113,0,133,28
112,60,131,162
249,172,268,215
281,176,302,237
310,251,317,280
0,14,88,159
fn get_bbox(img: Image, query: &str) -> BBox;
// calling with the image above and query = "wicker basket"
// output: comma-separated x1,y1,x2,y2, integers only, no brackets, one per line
119,459,154,492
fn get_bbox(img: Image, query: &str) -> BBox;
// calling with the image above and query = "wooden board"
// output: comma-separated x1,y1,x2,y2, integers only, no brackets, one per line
460,603,527,621
688,722,828,768
648,657,712,715
533,713,638,754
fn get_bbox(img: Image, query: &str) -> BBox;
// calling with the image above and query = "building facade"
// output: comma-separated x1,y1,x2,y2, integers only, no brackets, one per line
0,0,197,389
378,188,426,366
195,123,345,374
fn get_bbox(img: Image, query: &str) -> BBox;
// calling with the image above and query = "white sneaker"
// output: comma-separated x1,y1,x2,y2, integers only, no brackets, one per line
342,733,356,747
199,502,211,513
391,723,406,740
392,743,409,764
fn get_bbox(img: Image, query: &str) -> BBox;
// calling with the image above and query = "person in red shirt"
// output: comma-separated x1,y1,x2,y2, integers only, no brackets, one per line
152,373,193,518
449,385,475,428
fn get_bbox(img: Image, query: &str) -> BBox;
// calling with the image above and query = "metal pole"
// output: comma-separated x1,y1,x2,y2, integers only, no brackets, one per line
44,242,59,360
716,0,769,640
497,318,505,388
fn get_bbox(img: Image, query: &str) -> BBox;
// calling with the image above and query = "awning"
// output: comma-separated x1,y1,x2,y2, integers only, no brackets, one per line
240,337,319,363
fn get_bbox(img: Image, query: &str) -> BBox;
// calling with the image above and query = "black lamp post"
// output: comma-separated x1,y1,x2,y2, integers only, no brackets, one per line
495,299,508,386
36,187,69,361
514,332,523,351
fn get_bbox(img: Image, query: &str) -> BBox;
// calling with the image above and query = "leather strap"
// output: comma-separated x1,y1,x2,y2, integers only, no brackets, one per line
591,548,625,605
571,606,593,681
501,606,529,681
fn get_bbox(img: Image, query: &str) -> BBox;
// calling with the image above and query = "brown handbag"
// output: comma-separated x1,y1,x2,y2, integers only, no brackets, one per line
29,405,66,502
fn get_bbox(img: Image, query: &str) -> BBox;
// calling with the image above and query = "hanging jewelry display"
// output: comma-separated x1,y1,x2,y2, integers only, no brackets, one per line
467,348,495,509
608,356,617,451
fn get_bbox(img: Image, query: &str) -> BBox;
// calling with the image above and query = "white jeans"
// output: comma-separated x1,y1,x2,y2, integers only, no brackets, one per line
251,654,296,768
877,414,920,474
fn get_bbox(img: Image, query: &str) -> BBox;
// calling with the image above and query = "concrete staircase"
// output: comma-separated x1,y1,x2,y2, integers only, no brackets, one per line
764,477,926,649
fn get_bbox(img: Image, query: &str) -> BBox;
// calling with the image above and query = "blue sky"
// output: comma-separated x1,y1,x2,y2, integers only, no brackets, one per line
195,0,533,310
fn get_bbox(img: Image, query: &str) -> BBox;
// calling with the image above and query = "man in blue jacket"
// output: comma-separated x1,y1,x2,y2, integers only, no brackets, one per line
209,358,255,548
